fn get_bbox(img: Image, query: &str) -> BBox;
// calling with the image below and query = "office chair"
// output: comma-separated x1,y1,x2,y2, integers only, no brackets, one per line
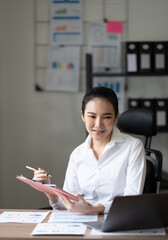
117,108,162,194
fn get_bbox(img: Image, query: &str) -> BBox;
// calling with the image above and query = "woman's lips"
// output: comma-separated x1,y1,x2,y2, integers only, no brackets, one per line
93,130,105,135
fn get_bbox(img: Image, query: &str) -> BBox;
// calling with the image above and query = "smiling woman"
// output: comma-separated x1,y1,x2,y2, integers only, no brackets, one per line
33,87,146,214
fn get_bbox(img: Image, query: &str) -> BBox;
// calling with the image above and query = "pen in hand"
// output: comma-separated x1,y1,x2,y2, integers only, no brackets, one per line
25,166,52,177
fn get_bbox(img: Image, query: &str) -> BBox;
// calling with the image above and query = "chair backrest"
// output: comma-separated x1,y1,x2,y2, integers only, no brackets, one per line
117,108,157,149
117,108,162,194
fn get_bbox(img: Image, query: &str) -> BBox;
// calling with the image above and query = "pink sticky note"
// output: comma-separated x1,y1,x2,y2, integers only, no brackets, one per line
106,21,123,34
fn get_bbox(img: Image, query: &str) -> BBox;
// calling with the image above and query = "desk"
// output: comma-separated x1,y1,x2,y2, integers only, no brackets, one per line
0,209,168,240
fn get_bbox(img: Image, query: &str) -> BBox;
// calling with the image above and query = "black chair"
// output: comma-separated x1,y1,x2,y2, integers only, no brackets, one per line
117,108,162,194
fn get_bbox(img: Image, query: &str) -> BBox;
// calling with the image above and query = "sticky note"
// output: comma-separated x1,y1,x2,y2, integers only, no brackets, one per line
106,21,123,34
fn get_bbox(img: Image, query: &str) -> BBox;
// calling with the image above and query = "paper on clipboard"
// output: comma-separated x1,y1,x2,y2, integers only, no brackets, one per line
16,175,78,202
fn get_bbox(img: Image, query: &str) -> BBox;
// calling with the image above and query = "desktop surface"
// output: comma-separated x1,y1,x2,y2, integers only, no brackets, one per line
0,209,168,240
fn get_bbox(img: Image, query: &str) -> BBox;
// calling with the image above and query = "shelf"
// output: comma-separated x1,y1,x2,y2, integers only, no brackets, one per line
92,72,168,77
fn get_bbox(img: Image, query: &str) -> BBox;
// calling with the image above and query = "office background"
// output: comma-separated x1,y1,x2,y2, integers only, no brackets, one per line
1,0,168,209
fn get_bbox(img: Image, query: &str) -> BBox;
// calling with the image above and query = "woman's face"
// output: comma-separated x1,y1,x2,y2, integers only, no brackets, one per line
82,98,119,144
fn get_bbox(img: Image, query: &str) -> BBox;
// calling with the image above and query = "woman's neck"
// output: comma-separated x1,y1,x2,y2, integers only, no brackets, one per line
91,137,110,160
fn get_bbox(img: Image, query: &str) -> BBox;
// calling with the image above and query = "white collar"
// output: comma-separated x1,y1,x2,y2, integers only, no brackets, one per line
84,127,124,150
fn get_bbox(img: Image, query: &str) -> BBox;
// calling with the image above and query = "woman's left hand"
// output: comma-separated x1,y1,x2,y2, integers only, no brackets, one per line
56,192,105,214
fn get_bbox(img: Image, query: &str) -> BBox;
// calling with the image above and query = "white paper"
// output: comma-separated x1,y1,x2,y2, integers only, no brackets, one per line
155,54,165,69
141,54,150,69
156,111,166,126
91,228,166,235
50,0,83,45
48,210,98,223
127,54,137,72
31,223,86,235
46,46,80,92
0,211,49,223
89,22,121,68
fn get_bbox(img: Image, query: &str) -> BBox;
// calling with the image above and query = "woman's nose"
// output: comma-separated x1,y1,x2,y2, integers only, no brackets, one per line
95,117,102,127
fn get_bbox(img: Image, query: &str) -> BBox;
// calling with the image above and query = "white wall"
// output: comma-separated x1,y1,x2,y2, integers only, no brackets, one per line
127,0,168,177
0,0,168,209
0,0,86,209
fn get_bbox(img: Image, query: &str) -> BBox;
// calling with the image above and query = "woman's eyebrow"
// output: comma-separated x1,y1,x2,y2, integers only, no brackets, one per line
87,112,112,115
103,113,112,115
87,112,95,114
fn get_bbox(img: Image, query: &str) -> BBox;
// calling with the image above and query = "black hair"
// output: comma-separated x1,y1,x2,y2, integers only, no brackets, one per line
81,87,118,116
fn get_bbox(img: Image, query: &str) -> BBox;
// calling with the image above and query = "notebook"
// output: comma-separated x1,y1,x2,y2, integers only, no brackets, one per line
84,193,168,232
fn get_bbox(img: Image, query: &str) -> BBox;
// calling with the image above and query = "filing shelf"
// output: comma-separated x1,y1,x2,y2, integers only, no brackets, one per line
86,54,168,90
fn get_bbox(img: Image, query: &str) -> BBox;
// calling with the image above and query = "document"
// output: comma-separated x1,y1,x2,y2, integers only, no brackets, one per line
16,175,78,202
31,223,86,235
0,211,49,223
48,210,98,223
50,0,83,45
89,21,122,69
91,228,166,235
45,46,80,92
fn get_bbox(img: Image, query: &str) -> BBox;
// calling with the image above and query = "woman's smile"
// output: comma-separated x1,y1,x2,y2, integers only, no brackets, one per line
93,129,105,135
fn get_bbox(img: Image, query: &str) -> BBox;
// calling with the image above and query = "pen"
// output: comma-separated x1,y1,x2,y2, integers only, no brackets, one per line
25,166,52,177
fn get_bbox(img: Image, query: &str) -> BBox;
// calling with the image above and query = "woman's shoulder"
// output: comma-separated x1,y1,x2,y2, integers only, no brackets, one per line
116,127,144,147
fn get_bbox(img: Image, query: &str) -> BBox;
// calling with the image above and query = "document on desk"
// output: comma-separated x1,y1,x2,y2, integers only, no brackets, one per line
31,223,86,235
0,211,50,223
91,228,166,235
48,210,98,223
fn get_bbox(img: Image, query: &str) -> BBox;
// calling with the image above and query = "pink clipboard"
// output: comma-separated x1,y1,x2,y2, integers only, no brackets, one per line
16,175,78,202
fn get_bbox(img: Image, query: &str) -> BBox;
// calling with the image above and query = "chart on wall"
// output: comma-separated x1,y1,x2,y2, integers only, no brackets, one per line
93,77,126,113
46,46,80,92
50,0,83,45
88,21,122,69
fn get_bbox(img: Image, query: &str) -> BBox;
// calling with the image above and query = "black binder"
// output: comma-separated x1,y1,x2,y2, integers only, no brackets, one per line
153,42,167,73
126,42,139,74
139,42,153,74
128,98,141,109
141,98,155,112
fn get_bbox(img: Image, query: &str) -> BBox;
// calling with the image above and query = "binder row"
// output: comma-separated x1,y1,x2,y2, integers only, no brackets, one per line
128,98,168,132
126,41,168,74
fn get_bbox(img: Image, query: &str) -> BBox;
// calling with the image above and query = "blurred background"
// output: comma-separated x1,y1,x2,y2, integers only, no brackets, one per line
0,0,168,209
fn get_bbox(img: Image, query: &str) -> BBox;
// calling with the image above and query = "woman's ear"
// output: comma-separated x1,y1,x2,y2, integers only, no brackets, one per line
115,112,119,123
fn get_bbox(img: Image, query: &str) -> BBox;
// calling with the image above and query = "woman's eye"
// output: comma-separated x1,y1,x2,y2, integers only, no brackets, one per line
88,115,95,118
104,116,111,119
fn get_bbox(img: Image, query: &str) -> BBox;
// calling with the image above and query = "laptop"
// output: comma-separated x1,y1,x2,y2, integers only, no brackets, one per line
84,193,168,232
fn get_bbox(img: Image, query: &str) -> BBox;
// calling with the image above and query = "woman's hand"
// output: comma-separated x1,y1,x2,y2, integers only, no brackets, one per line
33,168,50,184
56,192,105,214
33,167,58,205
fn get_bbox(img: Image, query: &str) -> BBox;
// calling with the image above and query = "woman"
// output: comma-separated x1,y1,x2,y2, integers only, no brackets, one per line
33,87,146,214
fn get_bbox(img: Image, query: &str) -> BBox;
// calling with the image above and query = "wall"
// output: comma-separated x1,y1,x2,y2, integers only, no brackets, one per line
127,0,168,177
0,0,168,209
0,0,86,209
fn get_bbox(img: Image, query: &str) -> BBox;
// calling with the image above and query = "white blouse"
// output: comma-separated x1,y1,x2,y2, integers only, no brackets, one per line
52,127,146,213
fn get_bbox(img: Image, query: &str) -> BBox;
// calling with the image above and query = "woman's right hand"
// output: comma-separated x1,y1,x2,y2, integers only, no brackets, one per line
33,167,58,204
33,168,50,184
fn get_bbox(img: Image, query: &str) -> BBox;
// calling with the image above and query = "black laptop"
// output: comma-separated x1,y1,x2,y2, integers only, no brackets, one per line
84,193,168,232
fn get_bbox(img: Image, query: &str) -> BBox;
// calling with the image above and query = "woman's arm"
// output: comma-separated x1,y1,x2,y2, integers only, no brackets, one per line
124,140,146,196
